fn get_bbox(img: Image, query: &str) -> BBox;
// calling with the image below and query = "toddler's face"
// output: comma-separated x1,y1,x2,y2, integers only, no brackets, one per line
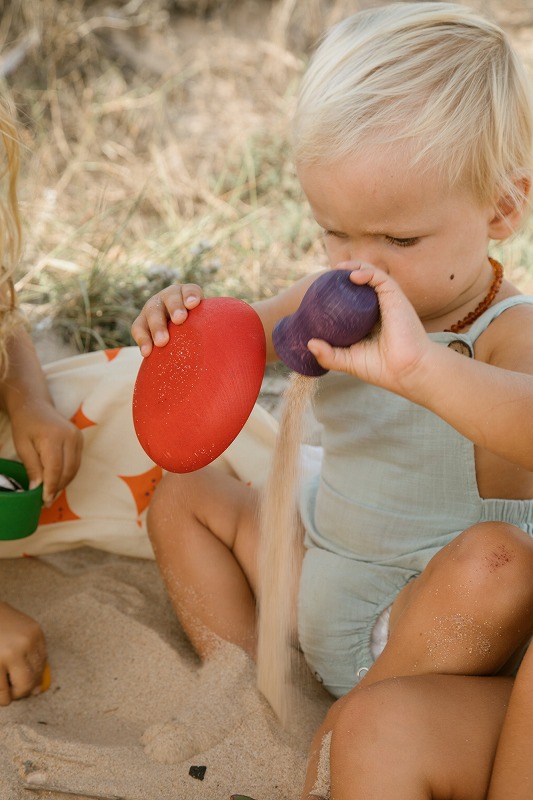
298,147,498,328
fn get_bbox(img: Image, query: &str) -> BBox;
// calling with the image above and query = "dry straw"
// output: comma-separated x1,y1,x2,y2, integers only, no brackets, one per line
2,0,531,354
1,0,334,350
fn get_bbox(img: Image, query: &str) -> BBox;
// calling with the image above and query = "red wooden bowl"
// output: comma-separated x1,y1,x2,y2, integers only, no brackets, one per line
132,298,266,473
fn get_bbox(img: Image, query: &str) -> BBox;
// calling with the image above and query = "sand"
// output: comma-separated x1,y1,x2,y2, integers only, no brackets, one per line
0,546,331,800
258,374,318,727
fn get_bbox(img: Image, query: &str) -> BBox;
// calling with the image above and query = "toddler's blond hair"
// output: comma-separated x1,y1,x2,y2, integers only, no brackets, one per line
0,94,23,375
293,2,533,209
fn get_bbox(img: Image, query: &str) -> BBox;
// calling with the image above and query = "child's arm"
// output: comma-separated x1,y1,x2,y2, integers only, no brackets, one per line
0,327,82,505
402,308,533,472
0,601,47,706
308,266,533,472
131,271,325,362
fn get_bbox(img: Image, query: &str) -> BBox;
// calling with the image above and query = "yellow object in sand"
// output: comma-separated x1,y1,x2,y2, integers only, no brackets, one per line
40,662,52,693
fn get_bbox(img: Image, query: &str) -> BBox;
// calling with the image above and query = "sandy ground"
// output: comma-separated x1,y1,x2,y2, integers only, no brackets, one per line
0,546,330,800
0,333,329,800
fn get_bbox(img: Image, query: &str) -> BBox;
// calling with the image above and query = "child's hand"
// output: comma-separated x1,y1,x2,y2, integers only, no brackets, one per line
0,602,47,706
9,399,82,506
131,284,204,357
307,263,433,396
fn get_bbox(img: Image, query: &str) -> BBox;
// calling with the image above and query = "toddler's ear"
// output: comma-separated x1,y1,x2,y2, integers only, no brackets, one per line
488,173,531,239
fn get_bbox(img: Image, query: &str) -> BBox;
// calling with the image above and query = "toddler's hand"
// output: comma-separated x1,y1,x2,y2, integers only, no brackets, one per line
307,263,432,395
0,602,47,706
131,284,204,357
9,399,82,505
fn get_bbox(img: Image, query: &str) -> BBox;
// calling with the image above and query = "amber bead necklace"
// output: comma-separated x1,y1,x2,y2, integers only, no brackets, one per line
445,257,503,333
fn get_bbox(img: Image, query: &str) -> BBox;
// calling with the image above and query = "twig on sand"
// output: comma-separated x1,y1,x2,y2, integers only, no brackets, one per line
24,781,127,799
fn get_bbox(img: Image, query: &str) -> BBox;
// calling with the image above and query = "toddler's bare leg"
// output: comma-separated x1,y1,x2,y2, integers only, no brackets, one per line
367,522,533,684
302,522,533,797
324,674,510,800
488,643,533,800
147,467,261,659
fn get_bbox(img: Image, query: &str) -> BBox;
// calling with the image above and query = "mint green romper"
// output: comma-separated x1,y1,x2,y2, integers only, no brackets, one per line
298,296,533,698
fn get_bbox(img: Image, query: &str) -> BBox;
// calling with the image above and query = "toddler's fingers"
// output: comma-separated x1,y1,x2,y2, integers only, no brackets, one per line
336,260,375,280
130,321,156,357
24,438,62,506
6,660,37,701
343,262,399,297
18,448,43,497
40,427,82,502
307,338,339,372
131,286,199,354
49,433,83,497
179,284,203,309
159,284,203,325
131,298,170,356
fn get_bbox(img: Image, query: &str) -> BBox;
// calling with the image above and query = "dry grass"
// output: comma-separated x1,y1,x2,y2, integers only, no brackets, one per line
2,0,533,351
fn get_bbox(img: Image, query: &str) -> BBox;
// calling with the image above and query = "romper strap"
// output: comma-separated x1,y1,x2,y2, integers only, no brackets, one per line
467,295,533,344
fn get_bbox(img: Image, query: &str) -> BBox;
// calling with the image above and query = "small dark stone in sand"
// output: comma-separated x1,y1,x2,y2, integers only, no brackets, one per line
230,795,256,799
189,765,207,781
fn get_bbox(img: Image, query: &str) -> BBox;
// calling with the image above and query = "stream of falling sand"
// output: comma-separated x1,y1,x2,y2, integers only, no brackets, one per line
257,372,318,726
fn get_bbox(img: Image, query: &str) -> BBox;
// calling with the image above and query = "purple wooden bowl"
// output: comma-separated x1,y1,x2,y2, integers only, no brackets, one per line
272,270,379,376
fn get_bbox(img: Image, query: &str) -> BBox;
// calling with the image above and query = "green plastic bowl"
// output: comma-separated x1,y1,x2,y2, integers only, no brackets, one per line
0,458,43,540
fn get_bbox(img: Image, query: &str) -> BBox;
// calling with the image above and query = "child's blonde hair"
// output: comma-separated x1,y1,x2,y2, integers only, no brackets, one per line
293,2,533,209
0,94,23,375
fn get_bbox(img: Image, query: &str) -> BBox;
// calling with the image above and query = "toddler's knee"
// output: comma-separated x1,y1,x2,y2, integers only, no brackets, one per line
146,472,195,545
458,522,533,574
330,681,419,772
441,522,533,602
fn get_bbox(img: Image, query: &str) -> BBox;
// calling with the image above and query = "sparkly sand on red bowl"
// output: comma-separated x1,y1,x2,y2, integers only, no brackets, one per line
132,298,266,473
